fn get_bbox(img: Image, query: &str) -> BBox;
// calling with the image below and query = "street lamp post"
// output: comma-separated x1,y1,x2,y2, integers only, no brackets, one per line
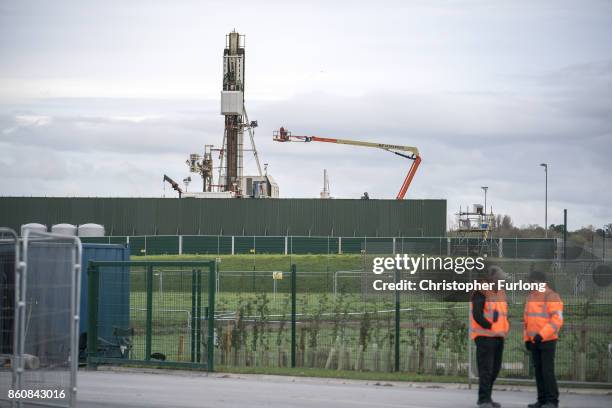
481,186,488,213
540,163,548,238
603,225,609,260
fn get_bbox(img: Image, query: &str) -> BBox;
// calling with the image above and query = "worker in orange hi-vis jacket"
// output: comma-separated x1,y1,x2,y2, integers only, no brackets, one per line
524,270,564,408
470,265,509,408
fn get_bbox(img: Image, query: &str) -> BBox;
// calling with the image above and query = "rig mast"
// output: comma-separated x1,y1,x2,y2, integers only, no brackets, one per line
181,31,276,198
220,31,245,193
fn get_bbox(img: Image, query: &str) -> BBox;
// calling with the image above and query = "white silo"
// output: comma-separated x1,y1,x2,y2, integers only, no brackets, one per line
20,223,47,236
51,223,77,236
78,223,105,237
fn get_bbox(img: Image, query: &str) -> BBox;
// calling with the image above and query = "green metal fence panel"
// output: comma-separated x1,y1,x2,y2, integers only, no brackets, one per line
145,236,179,255
510,238,557,259
289,236,339,254
254,236,286,254
130,236,146,256
448,237,498,257
363,237,394,254
233,236,286,254
329,237,340,254
234,236,257,254
340,237,366,254
182,235,232,254
109,236,128,245
82,235,559,259
81,236,127,245
80,237,110,244
398,237,445,255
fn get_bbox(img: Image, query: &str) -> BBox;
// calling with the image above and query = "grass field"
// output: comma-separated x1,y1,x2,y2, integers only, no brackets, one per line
133,253,367,272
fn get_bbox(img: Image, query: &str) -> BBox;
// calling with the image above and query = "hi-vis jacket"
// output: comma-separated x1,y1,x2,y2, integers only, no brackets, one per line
523,285,564,342
470,289,510,339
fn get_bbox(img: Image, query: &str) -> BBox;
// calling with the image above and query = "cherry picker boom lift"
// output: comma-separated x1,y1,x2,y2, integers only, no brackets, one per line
273,127,421,199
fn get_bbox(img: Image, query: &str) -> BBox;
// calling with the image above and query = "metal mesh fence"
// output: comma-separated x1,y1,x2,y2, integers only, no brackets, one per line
209,258,612,383
214,270,293,369
20,231,81,407
0,229,18,406
0,229,82,408
87,261,215,370
468,259,612,383
84,247,612,385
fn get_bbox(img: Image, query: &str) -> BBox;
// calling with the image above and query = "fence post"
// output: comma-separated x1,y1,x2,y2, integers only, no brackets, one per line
191,269,196,362
231,236,235,255
467,266,473,389
394,268,400,372
291,263,297,368
515,237,518,258
215,259,220,295
87,262,99,368
145,265,153,361
179,235,183,255
418,327,425,373
196,269,202,362
338,237,342,255
284,236,288,255
563,209,567,261
498,238,503,258
197,270,203,360
207,261,216,371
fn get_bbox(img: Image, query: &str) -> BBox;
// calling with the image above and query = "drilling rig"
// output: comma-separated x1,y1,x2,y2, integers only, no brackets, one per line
181,31,278,198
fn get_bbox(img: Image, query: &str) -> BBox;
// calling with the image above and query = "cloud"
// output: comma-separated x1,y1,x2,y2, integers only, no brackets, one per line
0,102,222,155
2,114,52,134
1,77,609,229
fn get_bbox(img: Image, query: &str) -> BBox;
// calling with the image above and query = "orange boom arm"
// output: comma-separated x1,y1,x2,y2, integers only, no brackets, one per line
273,127,421,199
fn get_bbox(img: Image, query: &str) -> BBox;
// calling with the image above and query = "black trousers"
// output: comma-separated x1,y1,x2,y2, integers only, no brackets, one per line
531,340,559,406
475,336,504,404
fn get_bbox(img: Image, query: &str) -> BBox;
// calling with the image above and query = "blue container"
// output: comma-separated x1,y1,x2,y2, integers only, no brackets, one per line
81,244,130,339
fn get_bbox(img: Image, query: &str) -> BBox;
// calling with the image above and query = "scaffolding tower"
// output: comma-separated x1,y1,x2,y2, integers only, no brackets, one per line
452,204,498,256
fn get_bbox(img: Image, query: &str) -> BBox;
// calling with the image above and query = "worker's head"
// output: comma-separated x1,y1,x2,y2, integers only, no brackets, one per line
528,270,547,284
486,264,506,283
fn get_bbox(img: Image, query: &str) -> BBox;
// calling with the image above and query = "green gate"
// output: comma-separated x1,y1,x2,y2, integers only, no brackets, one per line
86,260,216,370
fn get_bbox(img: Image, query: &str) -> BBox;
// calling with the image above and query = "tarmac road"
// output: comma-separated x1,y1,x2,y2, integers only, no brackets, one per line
76,369,612,408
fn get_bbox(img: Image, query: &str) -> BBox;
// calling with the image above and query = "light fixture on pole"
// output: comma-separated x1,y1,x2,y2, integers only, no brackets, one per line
540,163,548,238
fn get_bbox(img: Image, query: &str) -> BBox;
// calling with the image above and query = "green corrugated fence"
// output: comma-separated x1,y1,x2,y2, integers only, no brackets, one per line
0,197,447,236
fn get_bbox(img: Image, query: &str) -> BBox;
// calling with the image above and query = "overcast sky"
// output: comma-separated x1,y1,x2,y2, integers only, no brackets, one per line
1,0,611,230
